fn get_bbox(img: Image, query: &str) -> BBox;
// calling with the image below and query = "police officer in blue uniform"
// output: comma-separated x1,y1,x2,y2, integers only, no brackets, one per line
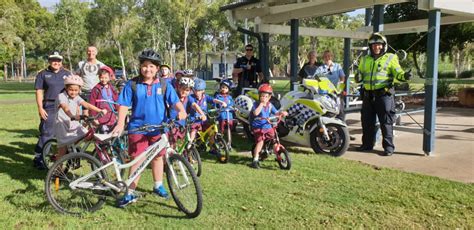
33,51,71,169
232,44,264,97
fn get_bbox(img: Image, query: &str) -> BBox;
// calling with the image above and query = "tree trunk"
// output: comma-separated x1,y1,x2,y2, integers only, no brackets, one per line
453,48,461,78
117,41,127,80
412,51,423,78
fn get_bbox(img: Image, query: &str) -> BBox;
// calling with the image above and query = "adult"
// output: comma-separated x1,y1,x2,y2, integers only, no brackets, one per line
33,51,71,169
298,50,321,83
232,44,264,97
76,46,105,100
355,33,411,156
112,49,186,207
316,50,346,120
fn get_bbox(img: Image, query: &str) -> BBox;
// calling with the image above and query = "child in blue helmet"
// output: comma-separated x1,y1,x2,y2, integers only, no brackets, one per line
189,78,213,142
213,79,235,132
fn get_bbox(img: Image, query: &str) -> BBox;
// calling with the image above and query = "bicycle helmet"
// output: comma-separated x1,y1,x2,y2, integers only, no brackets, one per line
368,33,388,53
64,75,84,87
160,64,171,70
175,70,184,77
178,77,195,88
194,78,206,91
258,83,273,94
182,69,194,77
138,49,161,66
220,79,232,89
99,65,114,76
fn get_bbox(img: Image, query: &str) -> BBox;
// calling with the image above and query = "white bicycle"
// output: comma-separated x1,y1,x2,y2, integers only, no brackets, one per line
44,122,203,218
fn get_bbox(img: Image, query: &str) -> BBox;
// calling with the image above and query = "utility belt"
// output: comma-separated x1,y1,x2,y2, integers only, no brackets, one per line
362,87,394,98
43,99,56,103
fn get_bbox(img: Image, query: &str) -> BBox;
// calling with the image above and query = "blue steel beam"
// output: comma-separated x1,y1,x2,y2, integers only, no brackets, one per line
423,10,441,156
290,19,299,91
343,38,351,108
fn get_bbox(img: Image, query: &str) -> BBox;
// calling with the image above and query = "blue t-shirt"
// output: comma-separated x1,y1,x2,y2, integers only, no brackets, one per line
316,62,345,87
214,93,234,121
251,102,278,129
34,67,71,101
169,95,195,126
118,78,179,135
190,94,213,123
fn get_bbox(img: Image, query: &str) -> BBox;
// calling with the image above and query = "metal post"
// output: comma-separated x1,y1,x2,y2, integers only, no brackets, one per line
343,38,351,108
373,5,384,32
365,8,373,26
244,18,248,45
423,10,441,156
290,19,299,91
262,33,270,82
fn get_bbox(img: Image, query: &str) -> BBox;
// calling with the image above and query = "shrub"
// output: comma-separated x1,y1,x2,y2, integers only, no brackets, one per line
438,71,456,79
459,70,473,79
437,79,454,98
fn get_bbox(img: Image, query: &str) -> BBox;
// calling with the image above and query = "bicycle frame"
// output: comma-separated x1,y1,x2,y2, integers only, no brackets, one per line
69,133,187,192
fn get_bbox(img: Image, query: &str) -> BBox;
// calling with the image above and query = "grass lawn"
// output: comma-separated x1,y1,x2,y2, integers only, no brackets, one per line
0,82,473,228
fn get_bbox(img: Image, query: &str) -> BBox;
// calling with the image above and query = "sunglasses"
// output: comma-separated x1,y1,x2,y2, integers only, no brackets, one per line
245,49,253,51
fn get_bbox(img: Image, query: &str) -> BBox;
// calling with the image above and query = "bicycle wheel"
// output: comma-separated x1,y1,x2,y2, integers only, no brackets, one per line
215,135,229,164
45,152,108,215
276,147,291,170
42,139,58,169
186,146,202,177
166,154,203,218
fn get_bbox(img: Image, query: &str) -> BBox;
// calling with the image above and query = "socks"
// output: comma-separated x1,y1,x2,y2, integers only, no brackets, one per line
154,181,163,189
253,155,259,162
128,189,135,195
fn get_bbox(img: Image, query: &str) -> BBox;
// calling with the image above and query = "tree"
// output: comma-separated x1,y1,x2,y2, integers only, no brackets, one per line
169,0,206,69
52,0,89,71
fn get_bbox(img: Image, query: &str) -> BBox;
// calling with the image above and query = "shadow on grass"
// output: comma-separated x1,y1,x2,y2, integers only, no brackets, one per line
0,128,38,139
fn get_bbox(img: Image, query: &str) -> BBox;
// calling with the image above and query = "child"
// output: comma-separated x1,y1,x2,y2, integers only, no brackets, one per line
54,75,107,160
169,77,207,143
89,66,119,133
172,69,193,90
213,79,235,133
189,78,213,143
160,64,173,83
250,84,287,169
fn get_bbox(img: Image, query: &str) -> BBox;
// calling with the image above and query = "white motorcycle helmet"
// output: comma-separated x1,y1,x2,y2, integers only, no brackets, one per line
234,95,254,119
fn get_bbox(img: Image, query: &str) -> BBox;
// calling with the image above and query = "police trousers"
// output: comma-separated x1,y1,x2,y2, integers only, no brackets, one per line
34,101,57,154
360,90,396,151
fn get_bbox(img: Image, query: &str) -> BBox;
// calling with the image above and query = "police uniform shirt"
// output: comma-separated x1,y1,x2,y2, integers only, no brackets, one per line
34,67,71,101
234,56,262,85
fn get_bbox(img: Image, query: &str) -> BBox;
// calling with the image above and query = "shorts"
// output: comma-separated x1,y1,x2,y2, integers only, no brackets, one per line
219,120,234,133
191,122,210,132
253,128,275,143
128,133,165,159
169,127,185,147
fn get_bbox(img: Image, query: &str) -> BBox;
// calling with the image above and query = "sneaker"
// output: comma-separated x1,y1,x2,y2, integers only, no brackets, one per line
250,160,260,169
33,155,47,170
153,185,169,198
117,193,138,208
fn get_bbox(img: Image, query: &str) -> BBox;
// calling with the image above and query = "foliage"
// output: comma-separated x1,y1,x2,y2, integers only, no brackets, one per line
437,79,454,98
459,70,473,79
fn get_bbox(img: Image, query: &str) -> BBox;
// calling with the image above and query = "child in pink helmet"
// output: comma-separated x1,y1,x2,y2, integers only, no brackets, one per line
54,75,107,160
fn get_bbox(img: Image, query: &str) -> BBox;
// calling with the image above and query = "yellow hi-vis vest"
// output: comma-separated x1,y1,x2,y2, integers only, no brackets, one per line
357,53,406,91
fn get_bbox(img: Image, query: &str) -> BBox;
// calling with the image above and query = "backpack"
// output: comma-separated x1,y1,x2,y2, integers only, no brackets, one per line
130,77,169,116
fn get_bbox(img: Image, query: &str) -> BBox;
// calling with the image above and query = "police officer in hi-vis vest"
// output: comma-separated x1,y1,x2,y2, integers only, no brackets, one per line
355,33,412,156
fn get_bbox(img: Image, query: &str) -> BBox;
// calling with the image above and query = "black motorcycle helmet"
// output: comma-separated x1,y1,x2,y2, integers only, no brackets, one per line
138,49,161,66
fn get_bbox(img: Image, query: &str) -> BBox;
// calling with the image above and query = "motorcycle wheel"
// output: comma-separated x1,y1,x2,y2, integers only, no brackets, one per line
310,123,349,157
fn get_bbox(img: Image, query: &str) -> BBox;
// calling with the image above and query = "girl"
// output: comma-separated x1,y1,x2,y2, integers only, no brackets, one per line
54,75,107,160
89,66,119,133
213,79,235,133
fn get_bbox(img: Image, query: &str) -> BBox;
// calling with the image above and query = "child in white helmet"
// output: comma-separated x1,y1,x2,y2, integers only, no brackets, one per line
54,75,107,160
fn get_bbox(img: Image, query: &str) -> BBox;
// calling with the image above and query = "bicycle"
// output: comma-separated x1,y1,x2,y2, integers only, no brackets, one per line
169,118,202,177
44,121,203,218
194,109,229,163
252,115,291,170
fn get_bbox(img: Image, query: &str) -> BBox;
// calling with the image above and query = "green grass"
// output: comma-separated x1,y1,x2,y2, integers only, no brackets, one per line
0,82,473,228
0,82,36,101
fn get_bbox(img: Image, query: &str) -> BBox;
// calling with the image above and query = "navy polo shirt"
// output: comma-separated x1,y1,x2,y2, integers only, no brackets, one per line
118,78,179,135
251,102,278,129
34,67,71,101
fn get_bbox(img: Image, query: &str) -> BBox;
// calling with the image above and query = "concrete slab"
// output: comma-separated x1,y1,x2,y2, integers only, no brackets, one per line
345,107,474,183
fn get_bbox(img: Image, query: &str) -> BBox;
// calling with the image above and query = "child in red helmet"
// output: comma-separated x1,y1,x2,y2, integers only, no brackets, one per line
250,83,287,169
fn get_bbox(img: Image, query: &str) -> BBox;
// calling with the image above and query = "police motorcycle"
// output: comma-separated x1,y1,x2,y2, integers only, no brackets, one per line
235,73,349,157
